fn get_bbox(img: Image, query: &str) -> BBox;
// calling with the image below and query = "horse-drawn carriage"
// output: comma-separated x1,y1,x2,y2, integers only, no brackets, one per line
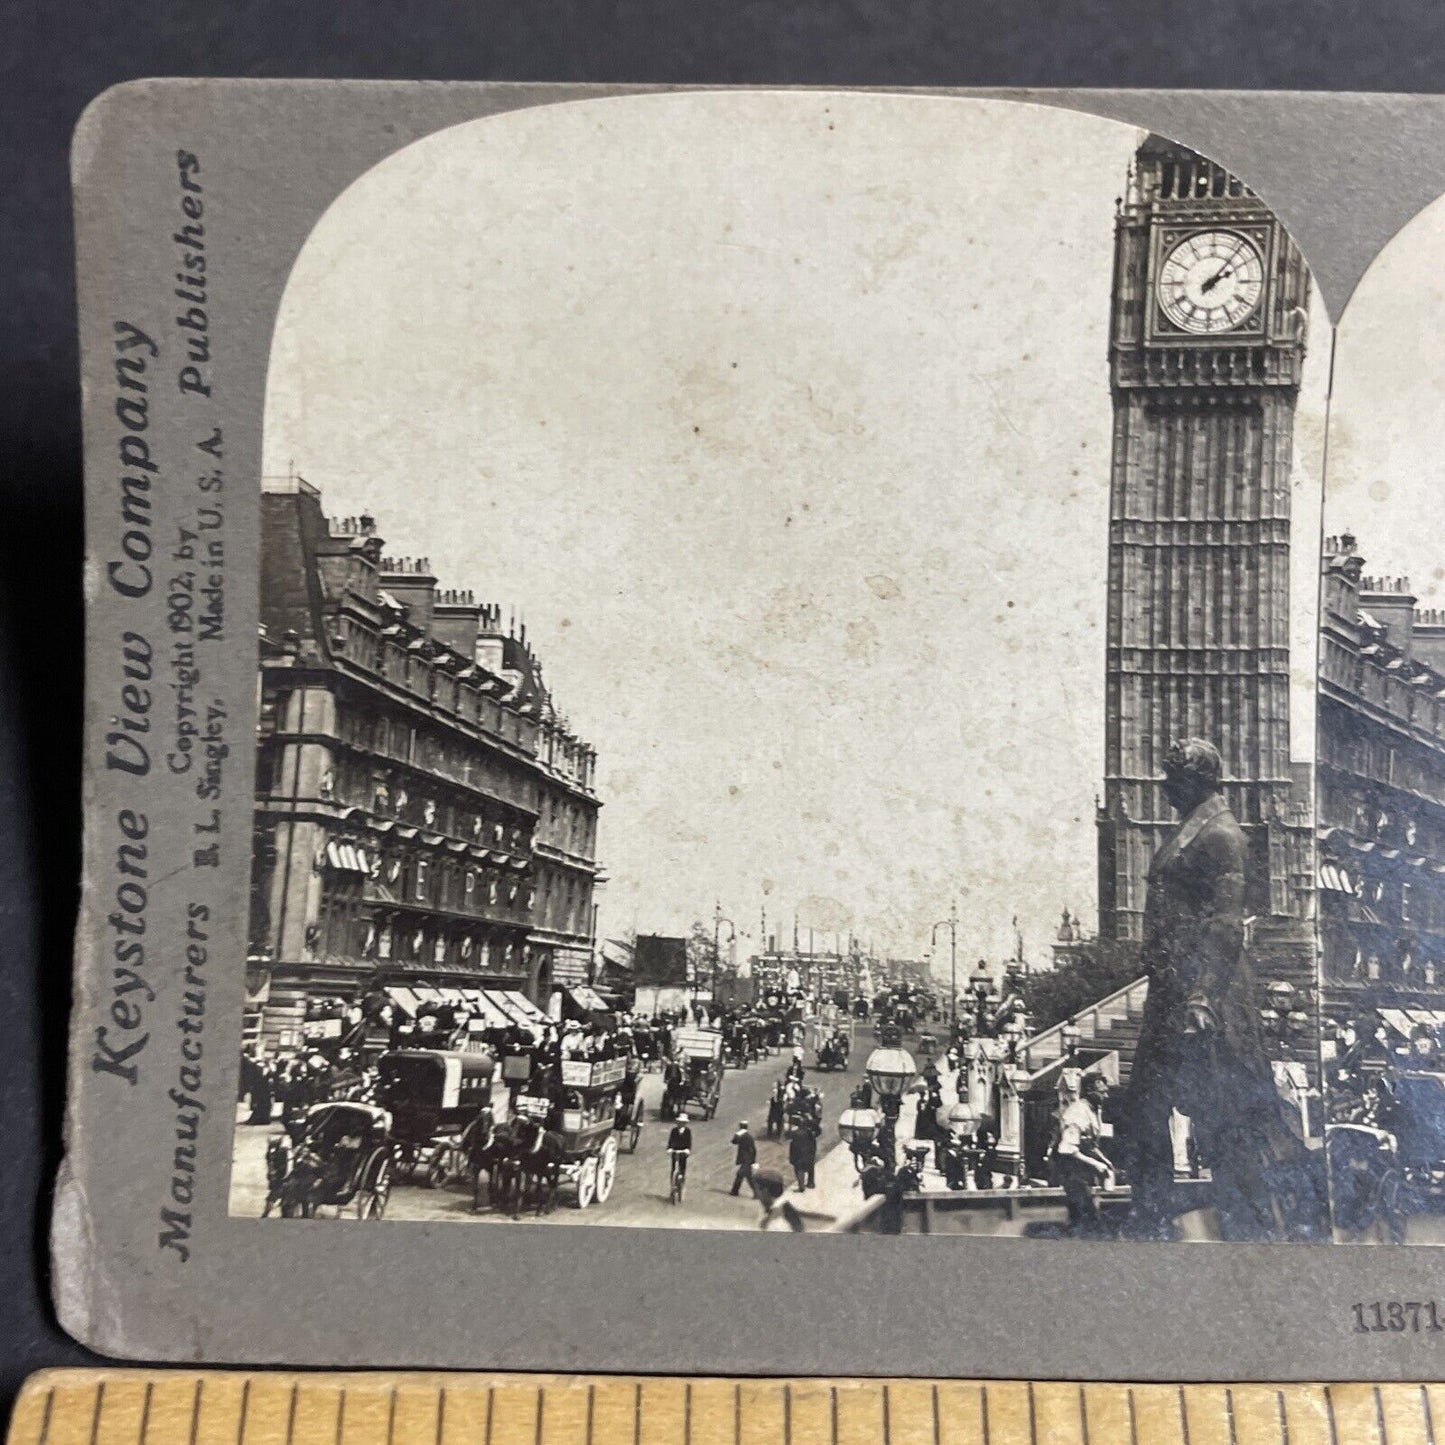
815,1030,850,1072
263,1100,394,1219
376,1048,496,1187
483,1056,625,1214
662,1028,725,1121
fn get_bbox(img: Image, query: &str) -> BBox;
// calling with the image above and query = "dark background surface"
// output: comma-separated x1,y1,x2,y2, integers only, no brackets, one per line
5,0,1445,1412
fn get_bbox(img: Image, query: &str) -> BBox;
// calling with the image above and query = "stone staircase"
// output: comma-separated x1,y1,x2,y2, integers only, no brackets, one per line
1018,975,1151,1086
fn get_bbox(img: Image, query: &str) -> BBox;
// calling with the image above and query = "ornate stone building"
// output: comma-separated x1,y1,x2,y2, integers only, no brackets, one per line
1095,136,1315,974
1318,535,1445,1025
246,476,601,1045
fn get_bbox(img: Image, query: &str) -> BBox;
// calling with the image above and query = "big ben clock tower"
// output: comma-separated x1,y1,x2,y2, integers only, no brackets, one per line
1097,136,1314,953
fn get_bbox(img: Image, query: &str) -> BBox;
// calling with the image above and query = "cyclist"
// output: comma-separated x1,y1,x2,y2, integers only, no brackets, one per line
666,1117,693,1203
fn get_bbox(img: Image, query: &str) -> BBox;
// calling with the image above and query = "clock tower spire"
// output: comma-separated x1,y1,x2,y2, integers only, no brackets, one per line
1097,137,1314,950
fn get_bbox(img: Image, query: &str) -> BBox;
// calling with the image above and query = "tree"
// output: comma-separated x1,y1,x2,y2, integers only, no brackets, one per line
1021,939,1141,1034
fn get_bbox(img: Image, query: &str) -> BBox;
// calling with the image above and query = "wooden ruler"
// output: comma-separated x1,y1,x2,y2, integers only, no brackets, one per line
9,1371,1443,1445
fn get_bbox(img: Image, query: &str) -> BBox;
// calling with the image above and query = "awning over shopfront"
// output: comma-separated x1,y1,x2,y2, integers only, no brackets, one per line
485,989,547,1027
385,985,422,1018
456,989,513,1029
1380,1007,1445,1037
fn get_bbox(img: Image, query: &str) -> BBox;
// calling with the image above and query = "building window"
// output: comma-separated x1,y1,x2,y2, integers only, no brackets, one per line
1402,882,1413,924
465,870,475,896
415,860,428,901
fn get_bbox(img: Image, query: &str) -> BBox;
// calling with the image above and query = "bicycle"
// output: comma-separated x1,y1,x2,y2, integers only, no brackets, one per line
668,1149,689,1205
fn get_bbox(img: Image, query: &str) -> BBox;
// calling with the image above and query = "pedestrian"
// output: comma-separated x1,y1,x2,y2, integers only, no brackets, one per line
788,1122,817,1192
730,1120,758,1196
753,1168,805,1232
766,1079,786,1140
1053,1072,1114,1236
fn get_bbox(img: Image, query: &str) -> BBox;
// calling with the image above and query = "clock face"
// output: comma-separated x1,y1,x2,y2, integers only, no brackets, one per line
1156,230,1265,335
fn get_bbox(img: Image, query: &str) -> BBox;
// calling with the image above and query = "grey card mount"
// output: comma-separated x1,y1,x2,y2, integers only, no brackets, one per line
60,82,1445,1376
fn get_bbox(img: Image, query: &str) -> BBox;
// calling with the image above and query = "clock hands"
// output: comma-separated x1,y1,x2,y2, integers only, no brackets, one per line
1199,243,1248,296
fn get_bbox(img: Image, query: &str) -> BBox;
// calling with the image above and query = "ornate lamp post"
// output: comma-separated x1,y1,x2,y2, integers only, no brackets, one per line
931,900,959,1027
712,902,736,1008
936,1098,981,1190
1060,1020,1081,1061
838,1105,882,1175
969,962,994,1035
865,1025,917,1165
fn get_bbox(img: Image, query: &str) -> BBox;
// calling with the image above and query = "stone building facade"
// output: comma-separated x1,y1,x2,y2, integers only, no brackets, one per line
246,476,601,1045
1318,534,1445,1024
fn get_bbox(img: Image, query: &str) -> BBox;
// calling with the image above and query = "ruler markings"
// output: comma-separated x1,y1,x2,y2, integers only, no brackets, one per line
89,1384,105,1445
35,1386,55,1445
18,1375,1445,1445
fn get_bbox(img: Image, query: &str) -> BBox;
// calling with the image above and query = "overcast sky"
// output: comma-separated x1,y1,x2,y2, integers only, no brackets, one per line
263,92,1328,970
1327,193,1445,601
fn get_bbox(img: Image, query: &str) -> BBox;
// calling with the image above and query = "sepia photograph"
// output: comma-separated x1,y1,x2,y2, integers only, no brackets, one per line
1316,189,1445,1245
226,93,1333,1241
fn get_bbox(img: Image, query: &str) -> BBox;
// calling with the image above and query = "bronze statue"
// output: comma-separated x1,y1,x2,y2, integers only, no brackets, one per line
1123,739,1327,1241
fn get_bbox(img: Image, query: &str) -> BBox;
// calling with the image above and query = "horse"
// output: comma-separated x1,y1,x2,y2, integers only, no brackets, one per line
474,1116,524,1214
511,1115,566,1216
461,1106,503,1210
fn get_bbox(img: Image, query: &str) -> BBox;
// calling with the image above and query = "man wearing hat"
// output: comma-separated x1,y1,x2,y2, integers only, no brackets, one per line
729,1119,758,1197
1123,738,1327,1242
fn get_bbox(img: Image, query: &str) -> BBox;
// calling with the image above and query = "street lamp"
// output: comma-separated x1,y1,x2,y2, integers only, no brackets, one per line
935,1098,982,1190
838,1105,881,1174
931,900,959,1028
865,1036,918,1164
969,963,994,1035
1000,1014,1028,1064
1060,1021,1081,1060
713,902,736,1008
